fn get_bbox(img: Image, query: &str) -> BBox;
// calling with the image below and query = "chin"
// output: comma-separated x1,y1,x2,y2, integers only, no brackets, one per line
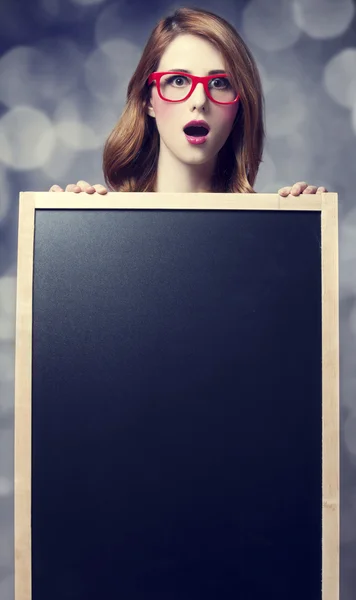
177,150,216,166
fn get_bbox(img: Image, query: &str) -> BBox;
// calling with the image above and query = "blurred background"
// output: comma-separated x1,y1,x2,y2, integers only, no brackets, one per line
0,0,355,597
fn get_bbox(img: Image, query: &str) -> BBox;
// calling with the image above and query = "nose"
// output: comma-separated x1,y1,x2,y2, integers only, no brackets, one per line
188,82,208,109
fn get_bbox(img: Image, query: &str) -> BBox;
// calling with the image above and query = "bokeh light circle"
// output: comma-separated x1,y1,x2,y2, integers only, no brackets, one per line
242,0,301,51
293,0,355,39
0,106,56,170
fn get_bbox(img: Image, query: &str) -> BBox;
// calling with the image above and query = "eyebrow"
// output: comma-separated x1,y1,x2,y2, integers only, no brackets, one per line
166,69,226,75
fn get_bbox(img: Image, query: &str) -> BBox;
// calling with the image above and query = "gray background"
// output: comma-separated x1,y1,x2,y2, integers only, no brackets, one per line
0,0,355,597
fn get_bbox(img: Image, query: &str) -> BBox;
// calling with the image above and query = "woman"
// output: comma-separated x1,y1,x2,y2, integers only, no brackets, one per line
50,6,327,197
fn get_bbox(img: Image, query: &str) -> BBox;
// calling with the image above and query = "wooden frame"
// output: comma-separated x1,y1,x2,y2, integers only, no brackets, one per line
14,192,339,599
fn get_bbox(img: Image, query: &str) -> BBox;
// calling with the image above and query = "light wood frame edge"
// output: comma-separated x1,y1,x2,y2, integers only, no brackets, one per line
14,192,35,600
32,191,323,210
321,192,340,600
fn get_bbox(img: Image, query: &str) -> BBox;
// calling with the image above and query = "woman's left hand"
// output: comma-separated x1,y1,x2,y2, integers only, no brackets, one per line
278,182,328,196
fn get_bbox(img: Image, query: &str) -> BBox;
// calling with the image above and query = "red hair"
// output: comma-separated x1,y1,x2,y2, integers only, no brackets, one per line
102,7,265,193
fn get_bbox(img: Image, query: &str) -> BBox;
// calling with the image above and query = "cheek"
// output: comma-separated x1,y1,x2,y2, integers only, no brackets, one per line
218,105,239,130
152,93,175,123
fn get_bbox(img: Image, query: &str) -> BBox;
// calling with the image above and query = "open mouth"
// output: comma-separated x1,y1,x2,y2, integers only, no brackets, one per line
184,125,210,137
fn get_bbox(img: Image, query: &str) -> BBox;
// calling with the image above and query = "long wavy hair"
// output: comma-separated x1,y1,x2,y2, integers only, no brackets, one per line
102,7,265,193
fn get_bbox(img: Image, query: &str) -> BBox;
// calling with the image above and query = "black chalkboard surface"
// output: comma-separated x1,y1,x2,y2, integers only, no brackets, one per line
14,193,340,600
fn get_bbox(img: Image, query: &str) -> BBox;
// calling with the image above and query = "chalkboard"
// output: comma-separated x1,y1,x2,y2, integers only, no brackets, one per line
14,192,339,600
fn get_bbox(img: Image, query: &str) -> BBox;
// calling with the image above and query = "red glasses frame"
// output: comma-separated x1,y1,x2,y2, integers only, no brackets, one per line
147,71,240,105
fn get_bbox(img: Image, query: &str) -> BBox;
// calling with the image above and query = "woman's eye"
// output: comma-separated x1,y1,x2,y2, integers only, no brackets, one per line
168,76,188,86
210,77,230,89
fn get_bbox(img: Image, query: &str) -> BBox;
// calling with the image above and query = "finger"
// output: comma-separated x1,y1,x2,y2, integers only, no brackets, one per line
76,180,96,194
317,186,327,193
278,187,292,197
92,184,108,195
291,181,307,196
66,184,82,193
302,186,318,194
49,185,64,192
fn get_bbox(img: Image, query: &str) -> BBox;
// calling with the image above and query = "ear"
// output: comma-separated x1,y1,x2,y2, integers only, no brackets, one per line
146,96,156,118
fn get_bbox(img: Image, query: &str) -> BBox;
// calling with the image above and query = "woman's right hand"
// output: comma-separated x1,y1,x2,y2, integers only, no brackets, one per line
49,180,108,194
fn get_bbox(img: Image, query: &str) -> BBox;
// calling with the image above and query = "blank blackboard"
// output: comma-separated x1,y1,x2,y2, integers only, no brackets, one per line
14,192,339,600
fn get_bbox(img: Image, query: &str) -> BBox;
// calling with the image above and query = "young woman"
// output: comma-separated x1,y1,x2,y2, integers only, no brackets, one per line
50,7,327,197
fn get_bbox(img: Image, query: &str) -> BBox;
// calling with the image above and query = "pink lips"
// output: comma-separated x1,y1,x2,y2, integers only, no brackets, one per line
185,135,207,145
183,119,210,145
184,119,210,131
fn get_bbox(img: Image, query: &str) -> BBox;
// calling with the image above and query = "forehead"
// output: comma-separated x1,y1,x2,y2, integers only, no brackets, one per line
157,34,226,74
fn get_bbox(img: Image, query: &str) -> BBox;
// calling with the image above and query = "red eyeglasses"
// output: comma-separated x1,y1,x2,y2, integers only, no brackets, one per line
147,72,240,105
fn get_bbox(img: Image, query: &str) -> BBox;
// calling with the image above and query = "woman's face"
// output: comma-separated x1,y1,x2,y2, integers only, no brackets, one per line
147,34,239,167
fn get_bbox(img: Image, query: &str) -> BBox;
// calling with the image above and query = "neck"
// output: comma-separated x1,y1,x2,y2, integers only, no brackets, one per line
154,141,216,193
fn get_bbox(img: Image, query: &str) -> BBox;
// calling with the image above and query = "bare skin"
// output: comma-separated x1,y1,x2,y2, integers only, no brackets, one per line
50,181,108,194
145,34,239,193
